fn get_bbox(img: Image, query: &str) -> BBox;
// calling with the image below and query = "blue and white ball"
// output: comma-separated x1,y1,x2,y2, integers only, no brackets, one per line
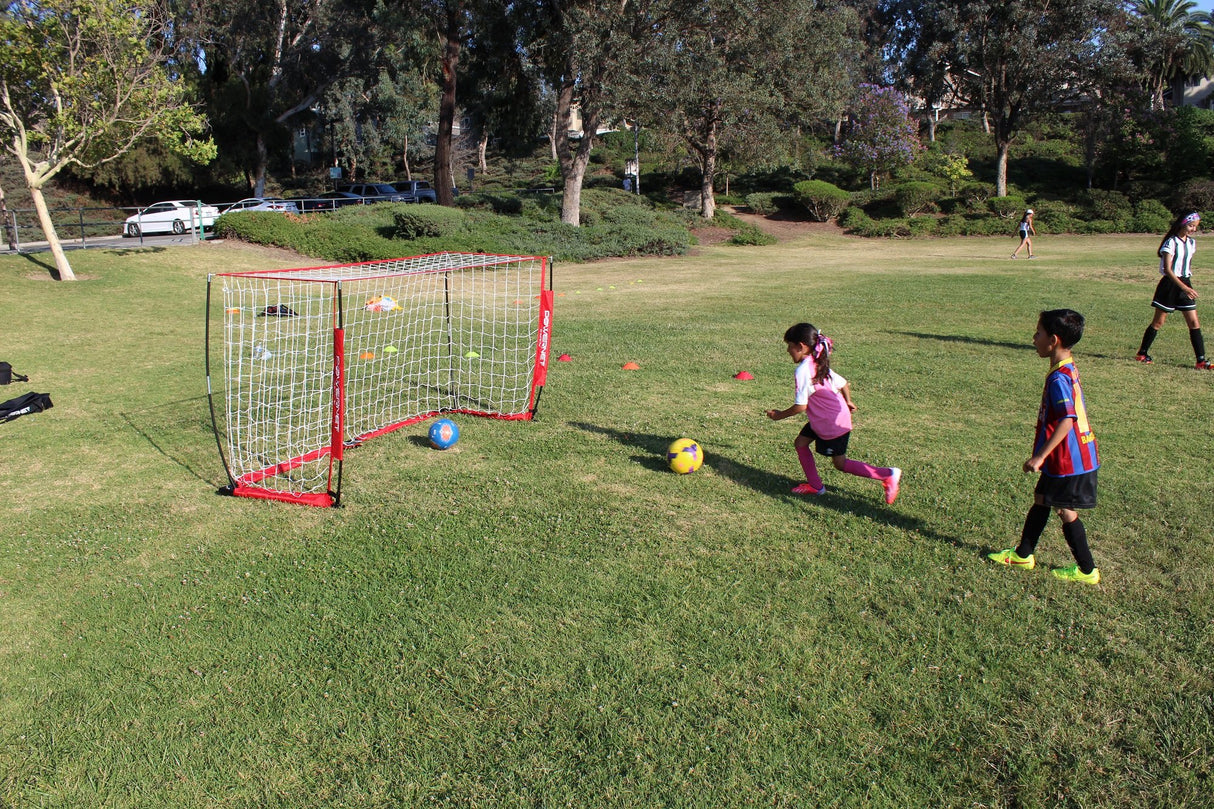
428,418,460,450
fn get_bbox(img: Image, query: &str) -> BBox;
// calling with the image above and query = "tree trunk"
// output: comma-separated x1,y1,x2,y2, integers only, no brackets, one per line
699,123,718,220
435,5,461,207
995,137,1010,197
554,78,596,227
0,183,17,251
478,130,488,173
402,136,411,180
28,185,76,281
253,132,269,197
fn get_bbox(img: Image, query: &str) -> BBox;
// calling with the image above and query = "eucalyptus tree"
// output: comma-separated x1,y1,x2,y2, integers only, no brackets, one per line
1128,0,1214,109
884,0,1121,197
0,0,214,280
627,0,858,219
178,0,379,197
518,0,645,226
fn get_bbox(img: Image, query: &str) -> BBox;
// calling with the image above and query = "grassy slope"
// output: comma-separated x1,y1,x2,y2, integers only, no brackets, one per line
0,234,1211,807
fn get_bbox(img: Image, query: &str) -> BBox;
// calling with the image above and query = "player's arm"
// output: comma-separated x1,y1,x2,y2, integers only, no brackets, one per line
1024,416,1074,473
839,382,857,412
767,403,807,420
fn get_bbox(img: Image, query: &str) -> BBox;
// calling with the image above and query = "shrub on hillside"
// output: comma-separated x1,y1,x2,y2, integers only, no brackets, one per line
988,195,1027,219
1132,199,1172,233
960,182,997,208
837,205,871,231
744,192,795,215
1174,179,1214,214
792,179,850,221
1082,189,1132,222
894,181,942,216
391,206,466,240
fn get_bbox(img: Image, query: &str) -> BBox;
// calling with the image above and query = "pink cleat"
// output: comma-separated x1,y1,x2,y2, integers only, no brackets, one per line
883,467,902,505
791,483,826,496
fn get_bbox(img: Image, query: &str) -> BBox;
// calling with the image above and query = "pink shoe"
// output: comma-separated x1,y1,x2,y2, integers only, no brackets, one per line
791,483,826,496
883,467,902,504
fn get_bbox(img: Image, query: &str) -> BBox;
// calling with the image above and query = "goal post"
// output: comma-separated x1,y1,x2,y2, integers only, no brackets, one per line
206,252,554,507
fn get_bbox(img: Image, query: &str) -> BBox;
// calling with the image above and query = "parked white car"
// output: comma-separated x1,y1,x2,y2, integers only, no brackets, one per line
124,200,220,237
222,197,301,214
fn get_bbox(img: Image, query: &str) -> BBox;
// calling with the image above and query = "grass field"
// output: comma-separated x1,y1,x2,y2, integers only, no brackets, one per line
1,233,1212,808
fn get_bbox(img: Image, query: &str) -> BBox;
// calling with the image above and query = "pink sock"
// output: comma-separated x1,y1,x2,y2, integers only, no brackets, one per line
839,459,888,480
796,446,824,489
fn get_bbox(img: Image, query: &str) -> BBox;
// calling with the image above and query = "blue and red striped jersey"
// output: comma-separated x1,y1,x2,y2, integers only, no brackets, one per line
1035,359,1099,477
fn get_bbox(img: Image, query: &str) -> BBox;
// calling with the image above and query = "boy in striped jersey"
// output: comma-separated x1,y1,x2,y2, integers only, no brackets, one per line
989,309,1101,584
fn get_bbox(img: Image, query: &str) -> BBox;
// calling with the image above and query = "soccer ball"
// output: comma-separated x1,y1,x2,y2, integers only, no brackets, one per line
428,418,460,450
666,438,704,474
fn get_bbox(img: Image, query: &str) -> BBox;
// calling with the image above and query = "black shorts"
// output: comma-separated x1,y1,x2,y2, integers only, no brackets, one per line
1151,276,1198,312
798,422,851,457
1035,469,1097,510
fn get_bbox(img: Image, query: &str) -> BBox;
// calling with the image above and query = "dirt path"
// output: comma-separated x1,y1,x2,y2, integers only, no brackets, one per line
693,205,844,246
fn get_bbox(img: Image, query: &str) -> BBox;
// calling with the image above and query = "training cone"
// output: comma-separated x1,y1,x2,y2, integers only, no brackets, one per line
360,351,375,360
734,371,754,380
558,353,572,362
622,361,640,370
465,350,480,358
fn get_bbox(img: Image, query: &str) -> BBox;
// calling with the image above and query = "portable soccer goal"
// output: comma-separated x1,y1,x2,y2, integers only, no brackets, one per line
206,252,554,507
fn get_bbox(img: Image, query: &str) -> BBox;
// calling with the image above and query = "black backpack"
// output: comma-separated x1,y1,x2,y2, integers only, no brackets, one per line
0,361,28,385
0,391,53,422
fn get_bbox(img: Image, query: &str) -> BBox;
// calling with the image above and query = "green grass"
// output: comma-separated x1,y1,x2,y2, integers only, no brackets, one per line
1,233,1212,807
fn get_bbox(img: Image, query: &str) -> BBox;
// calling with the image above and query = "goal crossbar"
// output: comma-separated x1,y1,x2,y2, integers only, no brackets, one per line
206,251,553,507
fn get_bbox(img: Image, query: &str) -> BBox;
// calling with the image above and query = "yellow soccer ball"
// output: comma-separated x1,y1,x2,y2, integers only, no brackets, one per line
666,438,704,474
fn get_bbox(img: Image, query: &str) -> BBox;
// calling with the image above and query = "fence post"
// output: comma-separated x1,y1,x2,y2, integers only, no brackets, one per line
79,208,87,246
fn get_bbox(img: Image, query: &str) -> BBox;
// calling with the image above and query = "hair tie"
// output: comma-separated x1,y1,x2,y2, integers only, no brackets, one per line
813,334,833,359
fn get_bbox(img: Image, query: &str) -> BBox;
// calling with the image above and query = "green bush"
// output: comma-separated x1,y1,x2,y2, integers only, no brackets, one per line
1173,179,1214,213
743,192,796,216
792,179,850,222
1083,189,1132,222
907,216,937,236
391,206,466,239
935,214,969,237
1132,199,1172,234
894,181,942,216
988,195,1027,219
837,206,871,231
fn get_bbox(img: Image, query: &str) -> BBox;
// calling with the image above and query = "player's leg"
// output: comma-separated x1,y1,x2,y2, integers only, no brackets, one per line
792,429,824,495
1181,307,1211,368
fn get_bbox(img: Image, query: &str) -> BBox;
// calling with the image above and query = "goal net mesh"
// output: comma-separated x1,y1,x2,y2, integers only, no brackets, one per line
208,252,552,506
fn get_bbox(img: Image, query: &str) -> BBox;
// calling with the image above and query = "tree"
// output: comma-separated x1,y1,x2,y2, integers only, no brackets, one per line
181,0,378,197
631,0,858,218
0,0,214,280
1128,0,1214,110
885,0,1119,197
835,84,921,190
521,0,641,226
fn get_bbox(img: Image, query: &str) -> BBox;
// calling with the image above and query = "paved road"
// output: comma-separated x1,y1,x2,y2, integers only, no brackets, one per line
2,231,212,255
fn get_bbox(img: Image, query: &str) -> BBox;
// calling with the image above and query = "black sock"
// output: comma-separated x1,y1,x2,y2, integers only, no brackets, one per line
1016,504,1050,558
1062,518,1096,574
1190,328,1206,363
1139,326,1159,356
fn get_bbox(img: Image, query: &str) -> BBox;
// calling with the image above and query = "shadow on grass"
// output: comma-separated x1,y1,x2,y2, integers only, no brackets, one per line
19,252,61,279
570,421,981,554
890,330,1032,353
890,329,1124,362
120,395,228,488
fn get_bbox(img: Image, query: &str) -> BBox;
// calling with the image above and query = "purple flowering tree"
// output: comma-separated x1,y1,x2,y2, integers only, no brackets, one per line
835,85,922,191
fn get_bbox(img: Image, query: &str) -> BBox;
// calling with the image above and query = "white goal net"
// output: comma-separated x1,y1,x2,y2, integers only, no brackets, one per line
206,252,553,507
